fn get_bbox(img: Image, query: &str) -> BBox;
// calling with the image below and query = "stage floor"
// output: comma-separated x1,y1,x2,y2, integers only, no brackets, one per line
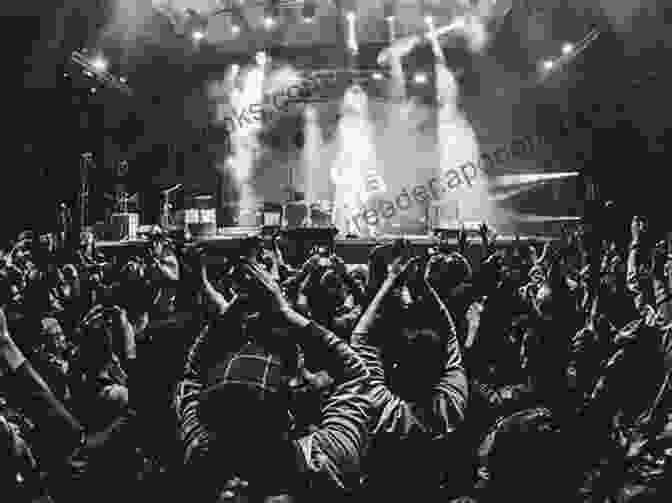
97,232,555,266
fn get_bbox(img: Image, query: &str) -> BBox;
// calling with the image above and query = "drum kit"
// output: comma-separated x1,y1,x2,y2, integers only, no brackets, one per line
76,155,343,242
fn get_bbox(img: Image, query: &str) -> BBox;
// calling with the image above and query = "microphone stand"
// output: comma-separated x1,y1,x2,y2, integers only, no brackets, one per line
76,153,93,249
160,184,182,228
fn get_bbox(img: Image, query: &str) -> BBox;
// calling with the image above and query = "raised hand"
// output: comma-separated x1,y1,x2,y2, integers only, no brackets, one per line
631,216,645,243
0,308,26,372
331,254,348,278
244,262,310,327
241,262,291,315
388,255,420,287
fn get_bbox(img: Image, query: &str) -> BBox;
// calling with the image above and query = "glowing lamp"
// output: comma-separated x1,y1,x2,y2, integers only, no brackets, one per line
383,2,395,21
302,3,316,22
413,72,428,84
90,56,108,72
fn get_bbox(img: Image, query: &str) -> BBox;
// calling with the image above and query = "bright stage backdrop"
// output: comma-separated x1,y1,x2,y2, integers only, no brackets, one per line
148,1,598,236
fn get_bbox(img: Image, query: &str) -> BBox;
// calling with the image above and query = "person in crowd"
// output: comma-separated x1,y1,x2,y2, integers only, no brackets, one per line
174,259,373,501
351,251,468,501
0,212,671,502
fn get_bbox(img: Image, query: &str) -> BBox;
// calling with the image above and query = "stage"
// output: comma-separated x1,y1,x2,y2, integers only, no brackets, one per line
97,230,556,268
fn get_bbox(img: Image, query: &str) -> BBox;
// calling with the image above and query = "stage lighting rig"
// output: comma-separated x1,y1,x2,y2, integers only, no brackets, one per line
302,1,316,23
71,51,132,96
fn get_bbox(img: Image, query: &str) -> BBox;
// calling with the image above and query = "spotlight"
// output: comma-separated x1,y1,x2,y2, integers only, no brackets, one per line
383,2,395,21
119,76,127,83
413,72,428,84
90,88,97,94
424,15,434,26
256,51,268,67
302,2,316,23
542,59,554,70
561,42,574,55
372,72,384,80
84,70,93,77
90,56,108,72
231,24,241,35
263,4,279,29
231,63,240,74
346,11,356,22
183,8,208,40
63,73,69,78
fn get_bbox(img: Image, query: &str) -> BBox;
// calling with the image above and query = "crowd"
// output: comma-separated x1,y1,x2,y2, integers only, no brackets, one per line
1,217,671,502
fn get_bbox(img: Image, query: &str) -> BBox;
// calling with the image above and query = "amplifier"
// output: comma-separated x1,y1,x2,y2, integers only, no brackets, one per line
109,213,139,241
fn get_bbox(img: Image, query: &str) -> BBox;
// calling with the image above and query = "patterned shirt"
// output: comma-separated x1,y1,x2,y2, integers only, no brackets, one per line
174,320,372,497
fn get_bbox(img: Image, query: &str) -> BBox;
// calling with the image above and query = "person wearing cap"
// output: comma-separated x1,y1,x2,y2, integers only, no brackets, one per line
174,262,373,501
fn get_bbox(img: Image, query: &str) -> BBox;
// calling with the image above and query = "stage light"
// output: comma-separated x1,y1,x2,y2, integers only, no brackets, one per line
302,2,316,22
84,70,93,77
256,51,268,67
424,15,434,26
413,72,428,84
231,63,240,74
542,59,554,70
383,2,395,21
192,30,205,41
561,42,574,55
231,24,241,34
119,76,127,83
63,73,69,78
372,72,384,80
263,3,279,29
346,11,356,22
90,56,108,72
90,88,97,94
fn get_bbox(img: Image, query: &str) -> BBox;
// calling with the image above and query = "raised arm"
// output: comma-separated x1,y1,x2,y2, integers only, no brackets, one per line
240,263,372,491
422,267,468,430
150,249,180,282
200,261,238,316
626,216,652,313
0,308,85,458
